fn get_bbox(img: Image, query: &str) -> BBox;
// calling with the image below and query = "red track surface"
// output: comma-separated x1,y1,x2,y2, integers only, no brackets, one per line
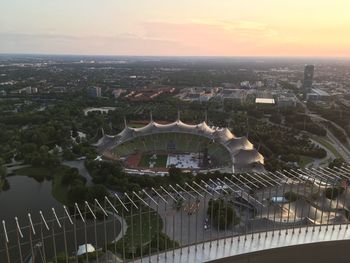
125,153,170,172
125,153,142,168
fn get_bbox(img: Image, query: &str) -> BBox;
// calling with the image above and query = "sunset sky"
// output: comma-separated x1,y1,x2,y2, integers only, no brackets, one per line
1,0,350,57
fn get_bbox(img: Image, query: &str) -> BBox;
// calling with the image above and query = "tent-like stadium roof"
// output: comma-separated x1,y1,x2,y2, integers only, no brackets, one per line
95,119,264,173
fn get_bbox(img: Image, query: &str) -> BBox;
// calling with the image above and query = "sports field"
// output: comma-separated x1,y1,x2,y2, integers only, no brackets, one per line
138,153,168,168
114,133,231,165
166,153,200,169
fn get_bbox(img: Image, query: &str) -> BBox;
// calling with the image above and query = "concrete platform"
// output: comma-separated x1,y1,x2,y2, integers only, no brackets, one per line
134,225,350,263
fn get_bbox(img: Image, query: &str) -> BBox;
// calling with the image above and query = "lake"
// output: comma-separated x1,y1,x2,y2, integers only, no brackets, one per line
0,175,122,262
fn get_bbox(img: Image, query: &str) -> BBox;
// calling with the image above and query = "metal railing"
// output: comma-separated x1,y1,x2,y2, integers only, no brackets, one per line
1,166,350,262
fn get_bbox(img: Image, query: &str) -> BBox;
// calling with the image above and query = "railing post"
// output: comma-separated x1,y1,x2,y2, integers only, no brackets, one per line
278,181,286,236
258,184,265,239
292,174,302,234
2,220,11,263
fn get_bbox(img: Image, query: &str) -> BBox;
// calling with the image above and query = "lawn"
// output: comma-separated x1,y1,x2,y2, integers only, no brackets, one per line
138,154,168,168
298,156,314,168
113,204,178,259
15,165,71,204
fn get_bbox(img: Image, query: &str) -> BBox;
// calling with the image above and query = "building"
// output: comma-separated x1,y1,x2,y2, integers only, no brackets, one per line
112,88,125,98
216,89,247,104
123,87,175,101
180,87,216,102
87,86,102,98
240,81,251,89
25,86,32,94
255,98,275,104
182,92,214,102
52,86,67,93
277,93,297,107
306,88,330,102
95,117,265,174
303,65,314,96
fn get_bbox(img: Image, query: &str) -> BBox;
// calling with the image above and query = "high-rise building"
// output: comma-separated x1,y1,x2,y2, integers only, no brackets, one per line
25,86,32,94
303,65,314,95
87,86,102,97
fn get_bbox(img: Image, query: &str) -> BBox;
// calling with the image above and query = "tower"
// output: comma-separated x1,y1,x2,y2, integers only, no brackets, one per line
303,65,314,97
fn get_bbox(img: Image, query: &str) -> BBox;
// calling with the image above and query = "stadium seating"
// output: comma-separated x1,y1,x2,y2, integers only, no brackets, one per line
113,132,232,167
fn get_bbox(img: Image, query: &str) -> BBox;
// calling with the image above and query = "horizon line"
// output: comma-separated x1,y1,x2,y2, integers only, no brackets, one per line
1,52,350,60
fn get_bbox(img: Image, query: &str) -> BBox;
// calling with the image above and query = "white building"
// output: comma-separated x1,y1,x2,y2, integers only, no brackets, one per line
25,86,32,94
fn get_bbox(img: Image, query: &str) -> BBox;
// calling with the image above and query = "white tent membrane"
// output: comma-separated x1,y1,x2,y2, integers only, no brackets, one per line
95,119,264,173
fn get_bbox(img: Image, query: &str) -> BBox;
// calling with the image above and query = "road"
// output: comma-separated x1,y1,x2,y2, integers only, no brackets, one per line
259,114,335,168
307,138,334,168
309,113,350,145
308,113,350,158
298,99,350,161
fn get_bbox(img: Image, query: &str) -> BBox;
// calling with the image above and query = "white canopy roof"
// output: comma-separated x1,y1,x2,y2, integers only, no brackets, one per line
96,119,264,173
77,244,95,256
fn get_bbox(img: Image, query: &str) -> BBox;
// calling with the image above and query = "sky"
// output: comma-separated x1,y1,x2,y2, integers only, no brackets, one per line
0,0,350,57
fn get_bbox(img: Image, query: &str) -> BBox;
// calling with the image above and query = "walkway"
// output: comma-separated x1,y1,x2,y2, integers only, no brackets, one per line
134,225,350,263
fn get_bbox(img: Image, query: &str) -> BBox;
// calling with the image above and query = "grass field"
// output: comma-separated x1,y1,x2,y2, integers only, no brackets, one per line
298,156,314,168
138,154,168,168
114,133,232,166
113,205,178,259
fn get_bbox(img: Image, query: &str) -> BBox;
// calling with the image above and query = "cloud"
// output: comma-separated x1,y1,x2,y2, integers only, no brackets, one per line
139,20,283,55
0,32,196,55
1,19,349,57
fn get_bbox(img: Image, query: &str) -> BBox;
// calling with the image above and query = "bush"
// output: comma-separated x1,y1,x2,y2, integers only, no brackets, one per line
207,198,240,230
86,184,108,202
68,185,88,204
328,158,344,169
284,191,299,202
62,168,79,185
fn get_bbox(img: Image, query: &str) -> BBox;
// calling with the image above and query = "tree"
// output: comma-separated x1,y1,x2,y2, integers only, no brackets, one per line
63,149,76,161
27,152,43,167
325,187,344,200
21,143,38,155
168,167,184,185
0,158,6,178
86,185,108,202
207,198,239,230
68,185,88,204
0,158,9,191
1,179,10,191
71,124,78,138
62,168,82,186
284,191,299,202
329,158,344,169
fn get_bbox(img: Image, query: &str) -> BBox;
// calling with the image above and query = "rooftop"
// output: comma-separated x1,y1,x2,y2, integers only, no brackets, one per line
95,118,265,173
255,98,275,104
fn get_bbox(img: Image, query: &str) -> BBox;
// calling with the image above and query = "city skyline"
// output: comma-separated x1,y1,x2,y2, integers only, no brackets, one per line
1,0,350,57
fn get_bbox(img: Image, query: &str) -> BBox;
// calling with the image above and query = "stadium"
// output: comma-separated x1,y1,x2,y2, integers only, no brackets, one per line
96,115,264,174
